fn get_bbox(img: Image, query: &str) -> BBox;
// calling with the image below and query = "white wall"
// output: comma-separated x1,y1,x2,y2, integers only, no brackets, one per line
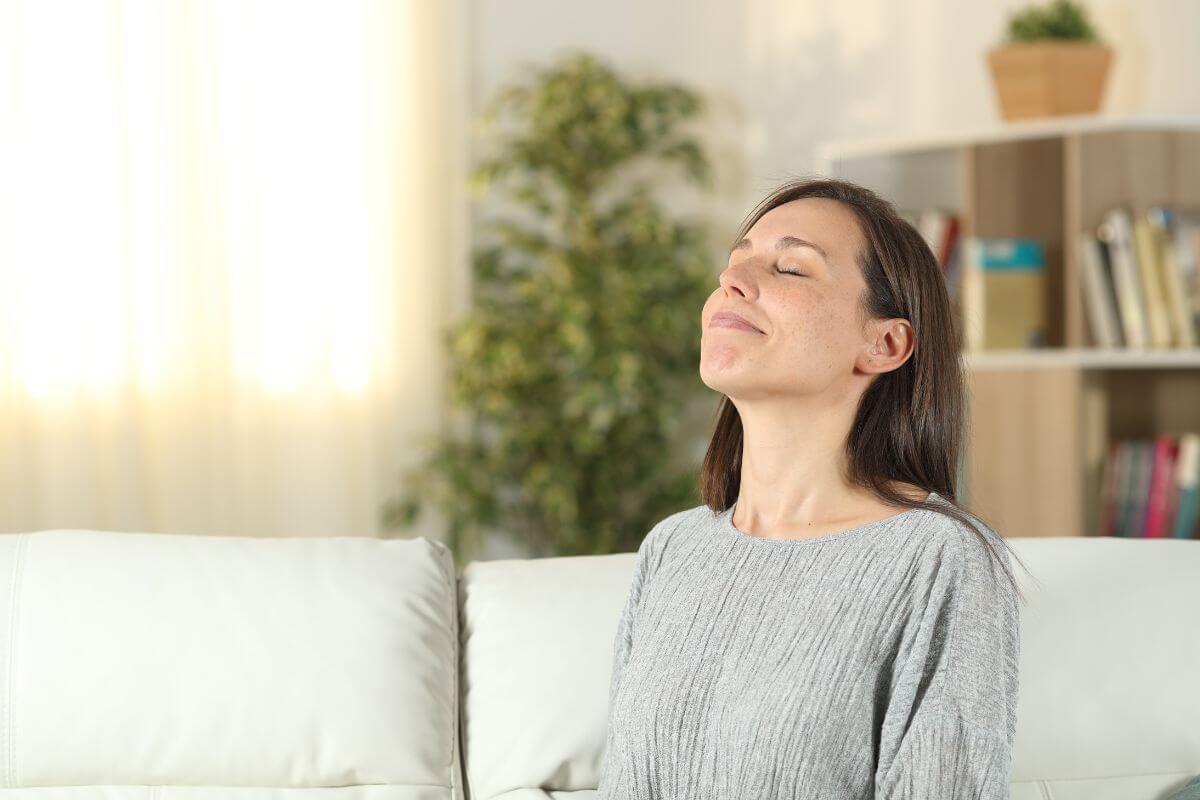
467,0,1200,225
457,0,1200,557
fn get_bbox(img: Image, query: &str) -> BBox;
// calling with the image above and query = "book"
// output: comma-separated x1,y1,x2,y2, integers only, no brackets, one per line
1135,440,1158,537
1113,441,1133,537
962,237,1047,350
917,208,952,268
1097,440,1121,537
915,208,962,294
1131,215,1174,347
1078,231,1123,348
1081,205,1200,350
1098,433,1200,539
1143,435,1177,538
1174,434,1200,539
1166,208,1200,340
944,228,964,302
938,215,961,276
1098,208,1149,349
1146,206,1198,347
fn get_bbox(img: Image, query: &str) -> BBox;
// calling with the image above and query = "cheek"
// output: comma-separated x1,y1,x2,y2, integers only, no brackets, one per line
776,290,831,333
775,292,859,357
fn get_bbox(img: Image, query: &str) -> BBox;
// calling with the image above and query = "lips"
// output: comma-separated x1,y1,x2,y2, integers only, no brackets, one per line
709,311,764,333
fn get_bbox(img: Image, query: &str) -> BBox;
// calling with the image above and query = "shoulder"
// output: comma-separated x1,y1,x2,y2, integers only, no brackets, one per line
916,505,1020,616
639,506,694,550
910,498,1009,566
628,506,695,574
887,498,1016,601
631,503,722,572
945,513,1012,579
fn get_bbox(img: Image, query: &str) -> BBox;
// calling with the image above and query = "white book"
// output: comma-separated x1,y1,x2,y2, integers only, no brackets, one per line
917,209,948,264
1170,210,1200,336
1147,207,1197,348
1078,232,1122,348
1099,208,1149,349
1132,215,1174,347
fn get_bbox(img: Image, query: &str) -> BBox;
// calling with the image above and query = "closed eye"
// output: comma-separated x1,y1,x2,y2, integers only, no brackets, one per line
777,267,807,277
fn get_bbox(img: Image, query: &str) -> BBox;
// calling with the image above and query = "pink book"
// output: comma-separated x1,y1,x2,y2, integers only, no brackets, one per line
1144,435,1179,538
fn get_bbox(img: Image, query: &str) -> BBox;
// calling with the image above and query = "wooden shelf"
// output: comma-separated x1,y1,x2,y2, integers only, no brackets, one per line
966,348,1200,371
814,112,1200,168
817,116,1200,540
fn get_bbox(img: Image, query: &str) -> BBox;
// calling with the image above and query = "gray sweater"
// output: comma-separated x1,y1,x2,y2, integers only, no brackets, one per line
597,491,1020,799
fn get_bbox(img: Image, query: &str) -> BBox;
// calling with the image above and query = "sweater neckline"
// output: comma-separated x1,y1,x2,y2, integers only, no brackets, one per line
719,491,941,546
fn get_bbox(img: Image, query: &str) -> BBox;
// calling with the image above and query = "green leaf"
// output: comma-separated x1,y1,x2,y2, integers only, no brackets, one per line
1005,0,1100,42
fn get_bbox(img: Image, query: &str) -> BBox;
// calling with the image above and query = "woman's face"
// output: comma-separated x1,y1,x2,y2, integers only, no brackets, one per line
700,197,876,403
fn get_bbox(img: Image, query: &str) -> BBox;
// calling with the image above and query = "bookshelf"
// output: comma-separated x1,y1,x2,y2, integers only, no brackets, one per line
815,113,1200,539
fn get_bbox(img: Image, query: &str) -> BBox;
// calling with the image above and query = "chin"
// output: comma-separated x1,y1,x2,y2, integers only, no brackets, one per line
700,339,748,369
699,359,743,393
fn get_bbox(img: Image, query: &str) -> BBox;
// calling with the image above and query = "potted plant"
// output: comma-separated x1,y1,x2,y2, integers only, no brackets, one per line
987,0,1113,120
379,51,718,567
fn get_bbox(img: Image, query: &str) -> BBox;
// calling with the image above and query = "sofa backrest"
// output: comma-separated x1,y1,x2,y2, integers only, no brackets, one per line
457,537,1200,800
6,528,1199,800
1006,537,1200,800
456,551,633,800
0,529,465,800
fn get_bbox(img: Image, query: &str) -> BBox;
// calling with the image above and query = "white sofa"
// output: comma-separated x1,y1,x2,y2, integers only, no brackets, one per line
0,528,1196,799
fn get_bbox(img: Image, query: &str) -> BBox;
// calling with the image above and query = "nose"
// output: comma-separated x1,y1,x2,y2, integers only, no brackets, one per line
718,259,758,301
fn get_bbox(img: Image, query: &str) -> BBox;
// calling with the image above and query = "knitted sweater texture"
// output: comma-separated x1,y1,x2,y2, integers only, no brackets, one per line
596,491,1020,799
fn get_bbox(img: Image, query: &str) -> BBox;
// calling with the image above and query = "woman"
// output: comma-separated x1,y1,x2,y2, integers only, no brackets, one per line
596,176,1033,799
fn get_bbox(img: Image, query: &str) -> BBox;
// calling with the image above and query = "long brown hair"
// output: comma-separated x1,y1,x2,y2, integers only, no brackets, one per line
699,175,1036,603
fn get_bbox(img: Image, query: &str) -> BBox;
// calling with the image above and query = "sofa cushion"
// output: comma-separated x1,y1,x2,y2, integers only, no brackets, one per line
457,552,635,800
1007,537,1200,800
0,529,463,800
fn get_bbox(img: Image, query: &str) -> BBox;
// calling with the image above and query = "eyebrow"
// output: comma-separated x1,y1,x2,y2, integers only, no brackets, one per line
731,235,831,265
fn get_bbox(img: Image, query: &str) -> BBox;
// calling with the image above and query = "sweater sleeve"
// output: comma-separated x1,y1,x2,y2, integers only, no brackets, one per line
875,520,1021,800
600,518,666,784
607,518,664,710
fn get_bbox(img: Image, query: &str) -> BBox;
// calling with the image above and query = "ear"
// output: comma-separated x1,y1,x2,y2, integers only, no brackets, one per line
856,317,915,375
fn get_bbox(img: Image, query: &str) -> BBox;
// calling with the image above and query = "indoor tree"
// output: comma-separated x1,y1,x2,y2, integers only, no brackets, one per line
380,51,719,567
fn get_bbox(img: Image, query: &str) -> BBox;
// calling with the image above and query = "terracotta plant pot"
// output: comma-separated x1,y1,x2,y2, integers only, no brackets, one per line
987,41,1113,120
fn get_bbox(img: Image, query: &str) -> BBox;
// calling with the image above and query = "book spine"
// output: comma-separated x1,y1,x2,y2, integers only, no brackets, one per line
1098,440,1119,537
1143,435,1177,538
1132,216,1173,348
1174,434,1200,539
1102,208,1150,349
1148,206,1198,347
1115,441,1132,537
1078,232,1121,348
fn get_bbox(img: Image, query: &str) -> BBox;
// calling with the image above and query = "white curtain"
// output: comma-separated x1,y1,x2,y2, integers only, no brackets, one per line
0,0,463,538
